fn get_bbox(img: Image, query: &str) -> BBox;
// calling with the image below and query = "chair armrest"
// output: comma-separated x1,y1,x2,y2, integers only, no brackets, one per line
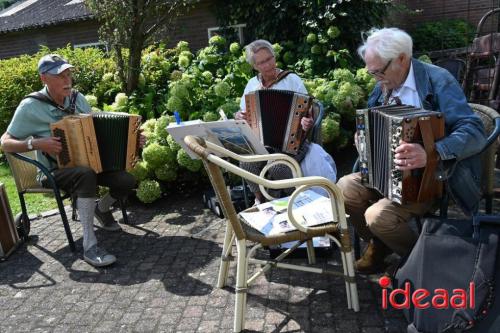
204,139,303,201
285,180,346,233
205,140,301,174
310,100,325,144
481,117,500,154
9,152,59,191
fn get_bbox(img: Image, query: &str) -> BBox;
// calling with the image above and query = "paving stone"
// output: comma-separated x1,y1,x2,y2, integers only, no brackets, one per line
0,188,496,333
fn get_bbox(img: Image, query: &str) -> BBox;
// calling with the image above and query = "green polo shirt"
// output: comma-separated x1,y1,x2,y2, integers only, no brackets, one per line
7,86,91,175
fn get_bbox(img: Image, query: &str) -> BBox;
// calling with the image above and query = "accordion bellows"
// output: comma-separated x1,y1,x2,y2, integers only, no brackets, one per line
244,89,313,155
50,112,141,173
356,105,445,204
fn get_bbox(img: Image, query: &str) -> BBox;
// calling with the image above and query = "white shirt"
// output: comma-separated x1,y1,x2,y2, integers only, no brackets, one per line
239,72,308,111
390,62,421,108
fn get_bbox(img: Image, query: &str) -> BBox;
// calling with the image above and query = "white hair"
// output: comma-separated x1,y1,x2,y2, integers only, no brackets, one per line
245,39,275,66
357,27,413,62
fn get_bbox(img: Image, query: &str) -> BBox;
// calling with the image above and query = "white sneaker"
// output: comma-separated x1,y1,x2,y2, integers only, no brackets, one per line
83,245,116,267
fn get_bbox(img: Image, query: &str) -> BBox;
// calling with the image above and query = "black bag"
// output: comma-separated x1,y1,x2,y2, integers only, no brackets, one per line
393,215,500,333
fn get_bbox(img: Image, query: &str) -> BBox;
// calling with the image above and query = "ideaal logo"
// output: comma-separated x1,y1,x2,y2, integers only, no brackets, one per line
379,276,475,310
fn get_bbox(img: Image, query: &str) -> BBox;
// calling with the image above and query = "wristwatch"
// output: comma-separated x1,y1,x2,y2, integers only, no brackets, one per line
26,136,34,151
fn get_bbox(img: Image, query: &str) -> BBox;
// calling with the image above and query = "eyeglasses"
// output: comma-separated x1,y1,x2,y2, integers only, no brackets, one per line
255,55,275,67
367,59,392,77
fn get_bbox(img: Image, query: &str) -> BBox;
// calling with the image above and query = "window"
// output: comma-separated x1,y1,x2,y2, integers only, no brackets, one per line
207,23,246,44
74,42,109,53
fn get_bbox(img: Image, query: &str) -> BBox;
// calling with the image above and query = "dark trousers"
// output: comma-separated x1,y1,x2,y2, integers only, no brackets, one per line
42,166,136,199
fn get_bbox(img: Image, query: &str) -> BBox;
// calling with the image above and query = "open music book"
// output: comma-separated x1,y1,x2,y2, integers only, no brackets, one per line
239,189,337,236
166,119,268,159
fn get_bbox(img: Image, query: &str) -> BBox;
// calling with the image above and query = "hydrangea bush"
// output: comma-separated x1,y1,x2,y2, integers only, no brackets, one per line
0,32,375,204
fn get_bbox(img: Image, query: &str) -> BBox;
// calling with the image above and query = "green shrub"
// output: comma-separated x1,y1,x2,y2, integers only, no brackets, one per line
0,46,114,135
412,19,474,52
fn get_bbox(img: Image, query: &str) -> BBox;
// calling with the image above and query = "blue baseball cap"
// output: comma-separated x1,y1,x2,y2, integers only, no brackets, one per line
38,54,74,75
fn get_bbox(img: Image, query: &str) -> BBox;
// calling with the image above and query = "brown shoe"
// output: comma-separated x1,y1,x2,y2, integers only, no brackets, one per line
354,238,392,274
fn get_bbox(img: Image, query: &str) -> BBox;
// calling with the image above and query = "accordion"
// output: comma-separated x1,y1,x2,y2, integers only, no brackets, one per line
50,112,141,173
244,89,313,155
356,105,445,204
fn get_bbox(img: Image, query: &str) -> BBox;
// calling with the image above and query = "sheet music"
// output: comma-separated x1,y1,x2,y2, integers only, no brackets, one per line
167,119,268,159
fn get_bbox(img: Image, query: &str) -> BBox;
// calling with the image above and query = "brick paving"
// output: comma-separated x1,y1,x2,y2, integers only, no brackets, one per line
0,177,498,332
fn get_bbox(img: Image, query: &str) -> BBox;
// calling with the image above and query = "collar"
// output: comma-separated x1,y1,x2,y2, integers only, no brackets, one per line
411,58,435,109
395,61,417,94
42,86,70,111
258,69,282,88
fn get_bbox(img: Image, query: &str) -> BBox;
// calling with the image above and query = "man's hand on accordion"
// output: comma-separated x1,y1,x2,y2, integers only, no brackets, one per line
37,136,63,154
394,141,427,170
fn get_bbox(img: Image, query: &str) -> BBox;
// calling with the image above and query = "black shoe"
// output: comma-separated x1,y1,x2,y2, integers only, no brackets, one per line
94,207,121,231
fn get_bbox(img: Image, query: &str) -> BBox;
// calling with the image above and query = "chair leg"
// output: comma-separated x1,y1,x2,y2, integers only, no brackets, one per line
54,191,76,252
353,232,361,259
306,239,316,264
217,222,235,288
18,193,30,240
71,195,78,221
344,249,360,312
118,198,129,224
234,239,248,333
485,194,493,214
327,233,359,312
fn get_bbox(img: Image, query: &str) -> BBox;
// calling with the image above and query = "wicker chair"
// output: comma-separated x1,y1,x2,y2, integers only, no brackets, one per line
183,135,359,333
469,103,500,213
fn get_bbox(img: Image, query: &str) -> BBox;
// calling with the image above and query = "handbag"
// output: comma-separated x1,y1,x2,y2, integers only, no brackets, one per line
393,215,500,333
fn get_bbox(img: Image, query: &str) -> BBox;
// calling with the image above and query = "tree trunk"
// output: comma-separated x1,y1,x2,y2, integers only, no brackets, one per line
114,46,127,93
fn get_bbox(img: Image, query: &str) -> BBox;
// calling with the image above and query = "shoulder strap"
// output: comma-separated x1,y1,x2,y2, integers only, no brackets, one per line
24,89,79,115
24,92,60,108
260,70,294,88
275,70,293,84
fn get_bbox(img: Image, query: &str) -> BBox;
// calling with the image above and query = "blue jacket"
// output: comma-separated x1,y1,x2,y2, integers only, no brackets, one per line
367,59,487,214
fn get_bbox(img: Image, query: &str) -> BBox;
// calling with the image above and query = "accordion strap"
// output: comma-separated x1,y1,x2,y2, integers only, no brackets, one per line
260,70,294,88
24,89,79,115
417,118,441,202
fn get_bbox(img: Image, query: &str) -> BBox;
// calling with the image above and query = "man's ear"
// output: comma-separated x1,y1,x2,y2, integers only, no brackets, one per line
39,73,46,84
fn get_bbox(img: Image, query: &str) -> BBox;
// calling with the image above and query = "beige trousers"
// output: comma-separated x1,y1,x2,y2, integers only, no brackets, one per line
337,173,435,256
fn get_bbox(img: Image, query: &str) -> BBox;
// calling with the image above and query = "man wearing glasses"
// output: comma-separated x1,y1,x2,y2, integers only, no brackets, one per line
1,54,140,267
337,28,486,274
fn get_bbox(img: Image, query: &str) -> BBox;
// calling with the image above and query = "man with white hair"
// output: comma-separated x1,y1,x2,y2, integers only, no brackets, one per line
1,54,140,267
337,28,486,274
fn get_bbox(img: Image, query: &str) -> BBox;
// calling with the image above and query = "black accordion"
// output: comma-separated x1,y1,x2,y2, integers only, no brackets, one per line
356,105,445,204
244,89,313,155
50,112,142,173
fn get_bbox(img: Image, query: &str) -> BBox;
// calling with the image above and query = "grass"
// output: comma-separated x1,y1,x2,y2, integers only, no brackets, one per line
0,162,60,217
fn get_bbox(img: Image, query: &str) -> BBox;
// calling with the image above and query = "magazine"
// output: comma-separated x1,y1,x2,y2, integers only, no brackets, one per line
239,189,338,236
166,119,268,159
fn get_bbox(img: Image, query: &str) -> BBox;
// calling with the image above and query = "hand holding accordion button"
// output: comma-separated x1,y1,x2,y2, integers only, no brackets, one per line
35,136,63,155
394,141,427,170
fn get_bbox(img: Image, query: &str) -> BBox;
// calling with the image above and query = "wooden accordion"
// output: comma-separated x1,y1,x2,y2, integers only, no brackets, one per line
50,112,141,173
244,89,313,155
356,105,445,204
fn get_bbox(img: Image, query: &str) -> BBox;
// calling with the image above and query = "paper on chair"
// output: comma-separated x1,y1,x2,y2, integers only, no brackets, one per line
239,189,337,236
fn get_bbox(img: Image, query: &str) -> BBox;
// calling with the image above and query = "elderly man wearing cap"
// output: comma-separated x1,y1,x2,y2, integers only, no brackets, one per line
0,54,139,267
